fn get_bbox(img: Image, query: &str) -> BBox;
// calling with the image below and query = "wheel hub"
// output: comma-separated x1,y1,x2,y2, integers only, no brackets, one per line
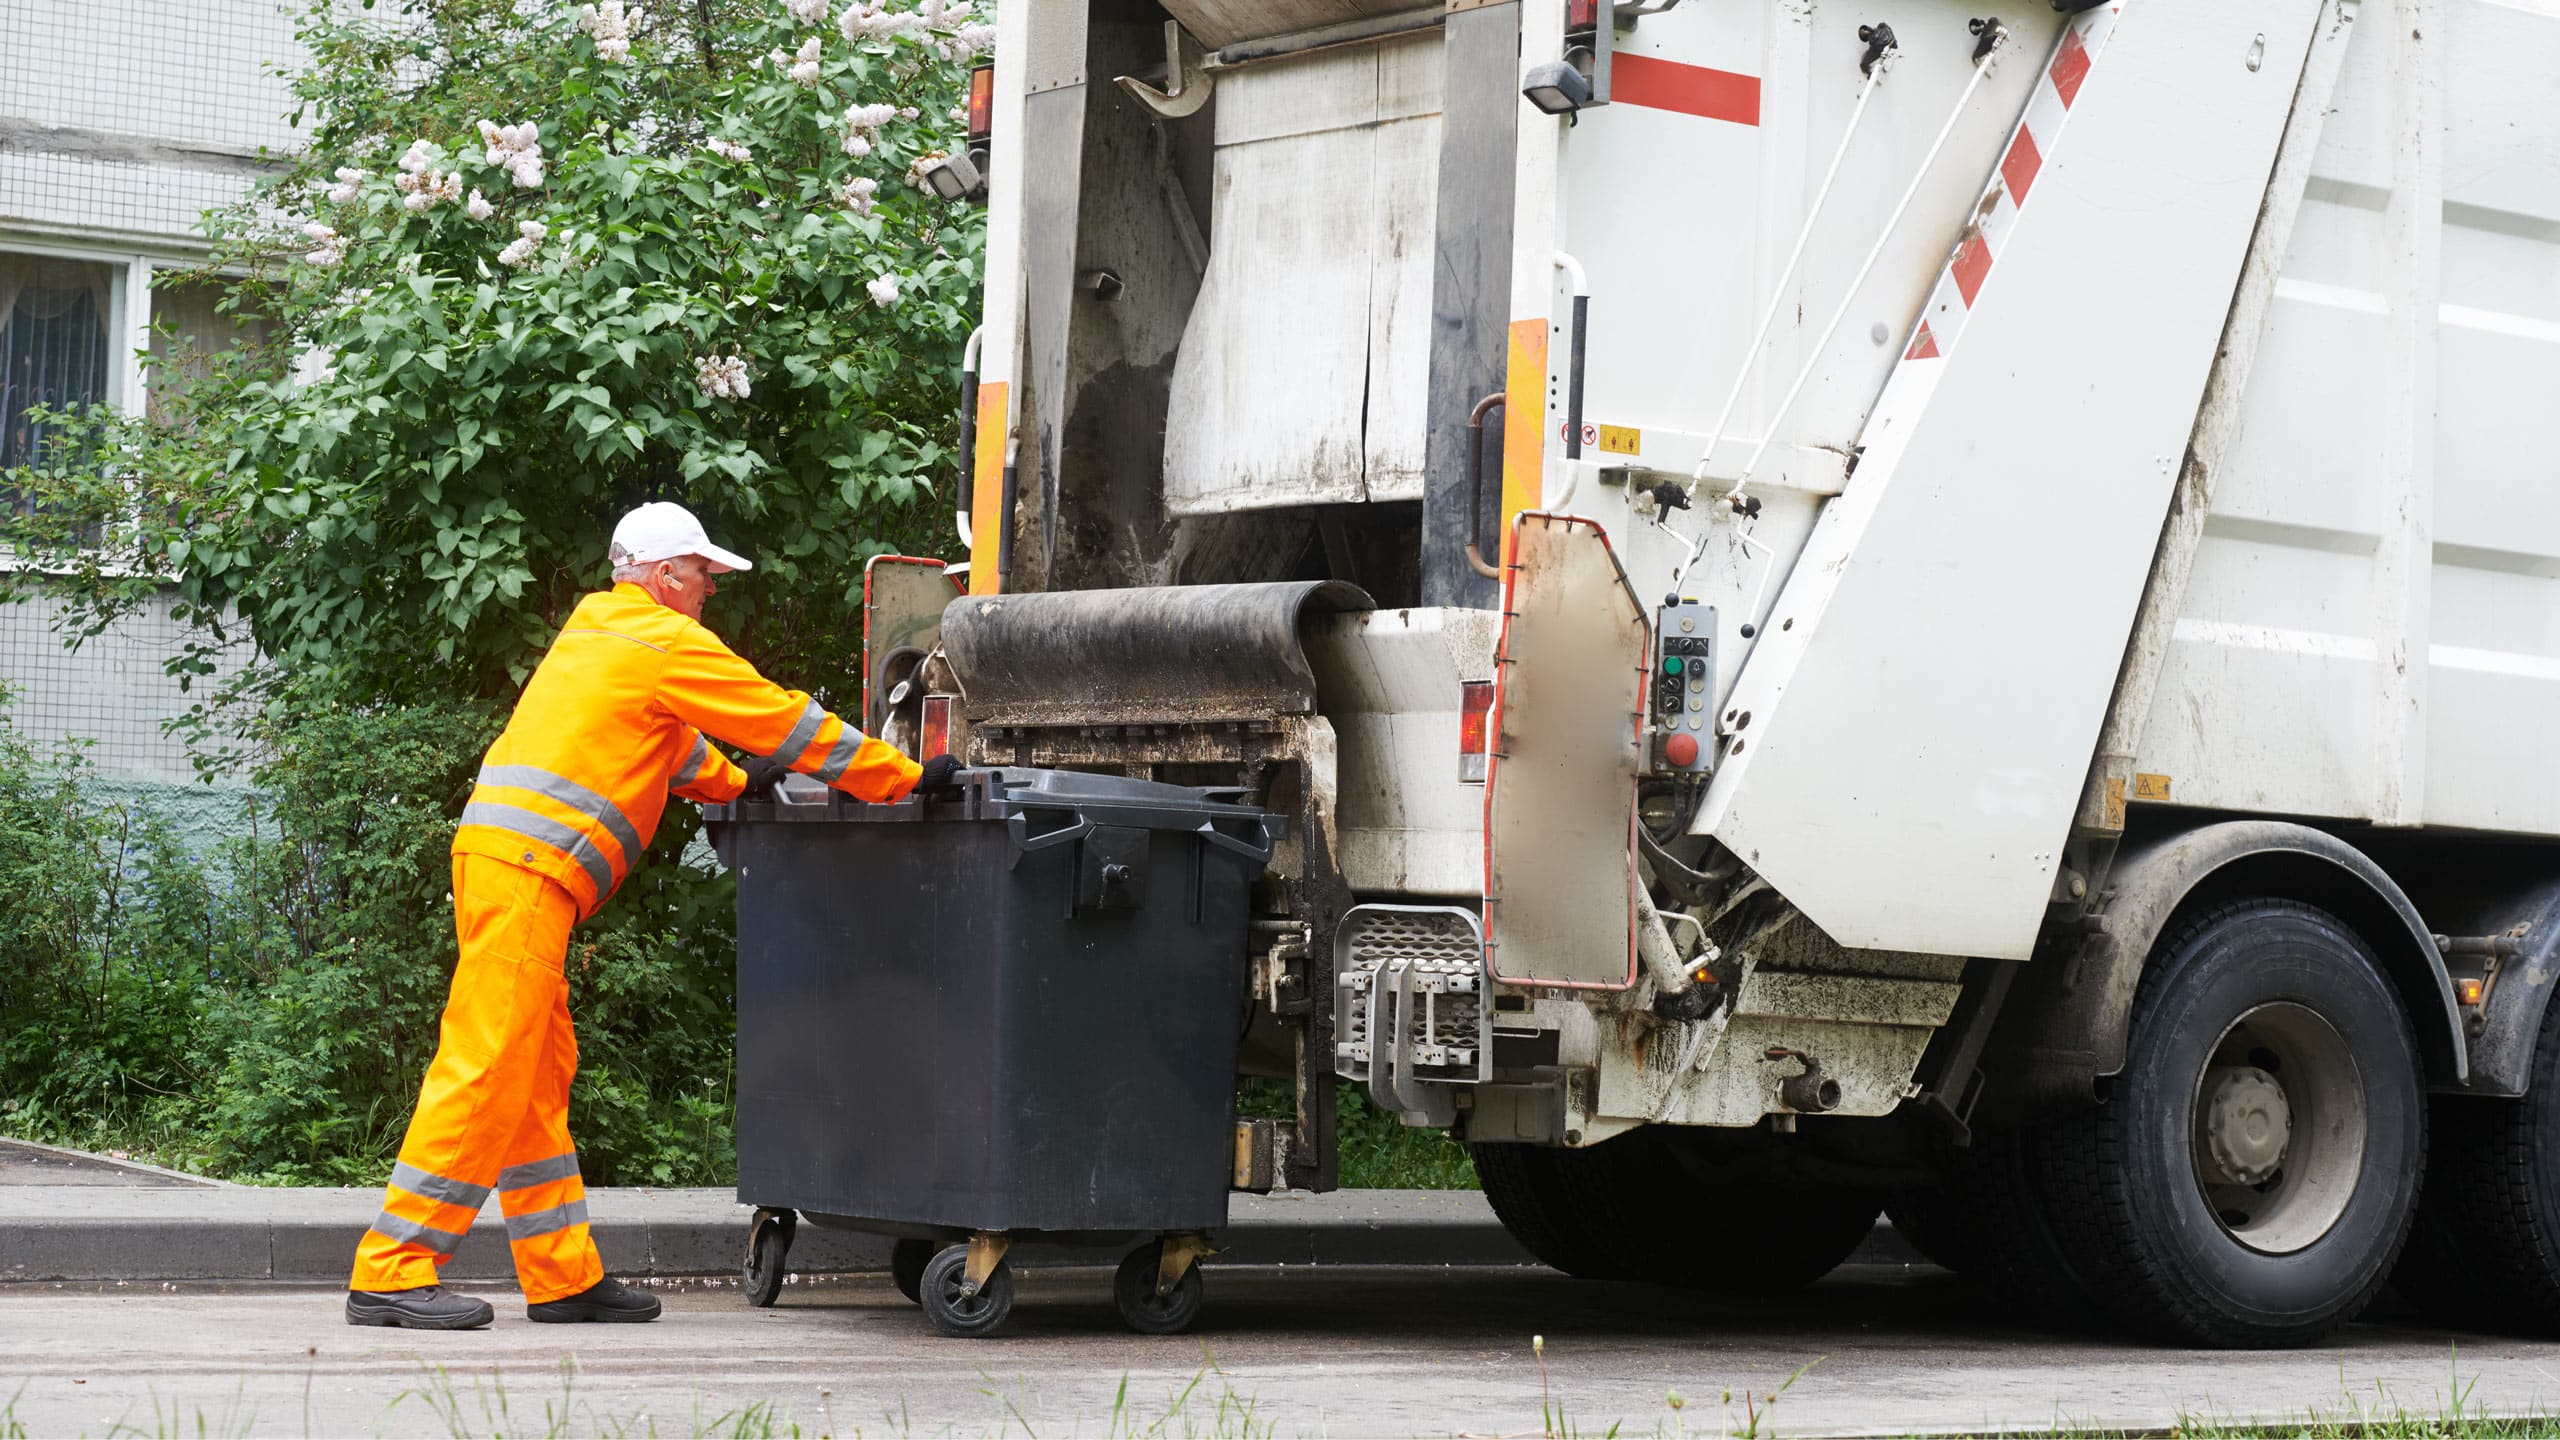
2201,1064,2291,1186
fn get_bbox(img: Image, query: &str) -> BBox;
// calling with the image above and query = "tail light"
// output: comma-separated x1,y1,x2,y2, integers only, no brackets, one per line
1458,681,1495,783
1566,0,1599,31
966,63,994,143
920,694,954,760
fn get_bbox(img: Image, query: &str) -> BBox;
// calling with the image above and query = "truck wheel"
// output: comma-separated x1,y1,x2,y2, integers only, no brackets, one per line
2037,898,2425,1347
1684,1185,1881,1289
2395,993,2560,1333
1470,1141,1628,1280
890,1238,933,1305
1887,1128,2098,1322
919,1244,1014,1339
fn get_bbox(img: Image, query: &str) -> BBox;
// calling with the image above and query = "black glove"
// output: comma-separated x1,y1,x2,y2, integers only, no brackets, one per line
739,754,790,802
915,753,961,794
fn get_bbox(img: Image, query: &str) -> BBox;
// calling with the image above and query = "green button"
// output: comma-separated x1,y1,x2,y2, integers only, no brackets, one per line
1663,656,1682,676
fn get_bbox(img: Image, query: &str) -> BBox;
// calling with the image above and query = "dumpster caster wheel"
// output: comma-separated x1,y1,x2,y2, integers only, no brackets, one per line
1113,1242,1206,1335
743,1208,795,1308
890,1238,934,1305
920,1244,1013,1338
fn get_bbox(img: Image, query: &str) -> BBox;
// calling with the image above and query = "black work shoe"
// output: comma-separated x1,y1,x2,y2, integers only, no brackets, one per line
345,1286,495,1330
527,1275,661,1324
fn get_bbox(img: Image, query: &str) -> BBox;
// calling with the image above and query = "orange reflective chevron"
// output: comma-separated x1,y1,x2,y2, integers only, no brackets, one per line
452,584,923,917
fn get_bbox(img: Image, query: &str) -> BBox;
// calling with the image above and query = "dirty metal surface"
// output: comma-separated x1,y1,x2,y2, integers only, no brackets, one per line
941,581,1372,727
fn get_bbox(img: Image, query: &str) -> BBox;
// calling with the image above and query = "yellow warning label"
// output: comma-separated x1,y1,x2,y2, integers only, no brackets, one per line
1597,424,1642,456
2133,772,2173,802
2100,777,2127,832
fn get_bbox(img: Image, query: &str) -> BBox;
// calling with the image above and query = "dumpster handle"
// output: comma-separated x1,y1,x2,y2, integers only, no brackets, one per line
1193,817,1274,866
1006,808,1094,853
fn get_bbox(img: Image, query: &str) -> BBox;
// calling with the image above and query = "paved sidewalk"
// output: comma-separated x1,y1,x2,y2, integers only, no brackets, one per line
0,1183,1547,1283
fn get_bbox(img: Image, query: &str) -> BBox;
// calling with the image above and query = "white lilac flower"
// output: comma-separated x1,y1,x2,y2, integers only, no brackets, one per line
466,188,494,220
788,35,823,86
325,166,367,204
951,21,994,56
496,218,548,267
904,149,948,191
786,0,828,24
837,1,916,41
837,175,878,215
840,132,873,159
301,222,345,267
397,138,434,175
693,353,751,400
401,169,464,211
865,273,899,307
289,344,339,387
701,137,752,162
578,0,643,63
478,119,547,188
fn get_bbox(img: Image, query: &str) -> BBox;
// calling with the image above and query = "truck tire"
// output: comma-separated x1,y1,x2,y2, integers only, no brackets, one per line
2394,993,2560,1333
1470,1139,1644,1280
1477,1131,1878,1289
2036,898,2425,1347
1885,1127,2095,1320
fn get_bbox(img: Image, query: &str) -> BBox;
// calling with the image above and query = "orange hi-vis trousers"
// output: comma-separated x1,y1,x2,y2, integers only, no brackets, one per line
349,855,601,1303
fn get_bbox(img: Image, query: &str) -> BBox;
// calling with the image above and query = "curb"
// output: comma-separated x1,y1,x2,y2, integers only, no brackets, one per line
0,1188,1544,1285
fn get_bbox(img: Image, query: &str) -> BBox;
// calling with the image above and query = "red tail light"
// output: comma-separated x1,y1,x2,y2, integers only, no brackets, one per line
1458,681,1495,783
966,63,994,143
1566,0,1599,31
921,694,953,760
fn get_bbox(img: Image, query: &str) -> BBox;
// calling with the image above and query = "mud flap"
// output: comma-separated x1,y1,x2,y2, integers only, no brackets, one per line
1483,513,1648,990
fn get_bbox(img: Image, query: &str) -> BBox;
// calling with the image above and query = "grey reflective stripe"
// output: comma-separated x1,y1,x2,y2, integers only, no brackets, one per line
371,1209,470,1255
503,1197,591,1242
558,626,667,653
769,700,826,765
459,802,616,897
478,764,646,864
674,734,710,787
812,724,868,783
390,1161,490,1210
497,1152,580,1191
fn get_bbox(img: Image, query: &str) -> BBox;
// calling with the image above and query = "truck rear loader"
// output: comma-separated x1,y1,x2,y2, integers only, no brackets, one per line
857,0,2560,1347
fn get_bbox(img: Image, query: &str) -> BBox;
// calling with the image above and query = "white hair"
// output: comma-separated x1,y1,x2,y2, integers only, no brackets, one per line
611,562,654,583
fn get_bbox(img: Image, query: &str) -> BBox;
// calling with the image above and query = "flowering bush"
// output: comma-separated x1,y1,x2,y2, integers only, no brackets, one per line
10,0,988,711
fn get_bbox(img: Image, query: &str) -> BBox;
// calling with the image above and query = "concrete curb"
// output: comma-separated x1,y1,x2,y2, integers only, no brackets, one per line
0,1186,1543,1284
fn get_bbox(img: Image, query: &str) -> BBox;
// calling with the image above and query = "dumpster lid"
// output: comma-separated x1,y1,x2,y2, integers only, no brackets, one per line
975,766,1253,813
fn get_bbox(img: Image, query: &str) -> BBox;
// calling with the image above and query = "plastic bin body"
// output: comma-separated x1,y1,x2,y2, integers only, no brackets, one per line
727,769,1277,1237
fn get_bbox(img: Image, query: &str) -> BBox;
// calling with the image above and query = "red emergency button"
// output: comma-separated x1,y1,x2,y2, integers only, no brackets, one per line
1665,733,1700,769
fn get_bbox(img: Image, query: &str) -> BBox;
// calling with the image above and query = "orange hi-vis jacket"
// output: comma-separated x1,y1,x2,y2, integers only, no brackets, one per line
453,583,922,917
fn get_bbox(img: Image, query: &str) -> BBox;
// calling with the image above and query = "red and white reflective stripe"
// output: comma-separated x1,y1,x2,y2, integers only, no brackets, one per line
1898,5,2124,362
1612,52,1762,128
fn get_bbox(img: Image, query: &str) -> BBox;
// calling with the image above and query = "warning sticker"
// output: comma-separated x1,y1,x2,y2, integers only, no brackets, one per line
2133,772,2173,802
1598,424,1641,456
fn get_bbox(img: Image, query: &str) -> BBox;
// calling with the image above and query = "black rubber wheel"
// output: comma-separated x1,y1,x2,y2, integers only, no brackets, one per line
889,1238,934,1306
1470,1137,1653,1280
1478,1130,1878,1290
918,1244,1013,1339
1112,1242,1207,1335
742,1209,794,1308
1886,1127,2097,1324
2396,990,2560,1333
2036,898,2425,1347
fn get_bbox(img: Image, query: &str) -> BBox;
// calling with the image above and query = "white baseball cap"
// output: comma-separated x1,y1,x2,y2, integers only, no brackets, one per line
609,501,753,575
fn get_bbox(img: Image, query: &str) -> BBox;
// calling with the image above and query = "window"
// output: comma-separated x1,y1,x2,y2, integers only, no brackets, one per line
0,252,121,477
147,272,275,421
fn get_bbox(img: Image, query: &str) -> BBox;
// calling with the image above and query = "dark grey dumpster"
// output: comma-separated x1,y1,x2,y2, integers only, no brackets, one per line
714,766,1281,1336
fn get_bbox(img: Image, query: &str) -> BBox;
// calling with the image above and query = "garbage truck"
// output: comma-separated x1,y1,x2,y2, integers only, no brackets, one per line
853,0,2560,1347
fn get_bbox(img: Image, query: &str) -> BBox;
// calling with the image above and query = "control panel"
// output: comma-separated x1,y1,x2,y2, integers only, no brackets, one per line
1652,600,1716,773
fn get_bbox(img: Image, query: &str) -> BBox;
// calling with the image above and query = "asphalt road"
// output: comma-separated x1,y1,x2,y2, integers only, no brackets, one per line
8,1265,2556,1437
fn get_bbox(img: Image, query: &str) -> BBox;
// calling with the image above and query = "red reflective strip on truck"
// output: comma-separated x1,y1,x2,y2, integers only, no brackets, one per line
1952,233,1994,308
1611,54,1761,128
2049,26,2092,108
1905,321,1940,361
2000,125,2044,205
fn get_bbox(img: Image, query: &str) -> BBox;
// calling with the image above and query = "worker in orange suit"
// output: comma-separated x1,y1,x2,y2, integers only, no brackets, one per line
345,501,956,1329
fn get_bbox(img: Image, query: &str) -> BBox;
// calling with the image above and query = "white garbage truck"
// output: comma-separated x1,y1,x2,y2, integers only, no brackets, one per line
861,0,2560,1346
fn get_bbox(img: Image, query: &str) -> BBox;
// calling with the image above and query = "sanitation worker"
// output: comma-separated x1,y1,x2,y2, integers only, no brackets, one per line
344,501,958,1329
